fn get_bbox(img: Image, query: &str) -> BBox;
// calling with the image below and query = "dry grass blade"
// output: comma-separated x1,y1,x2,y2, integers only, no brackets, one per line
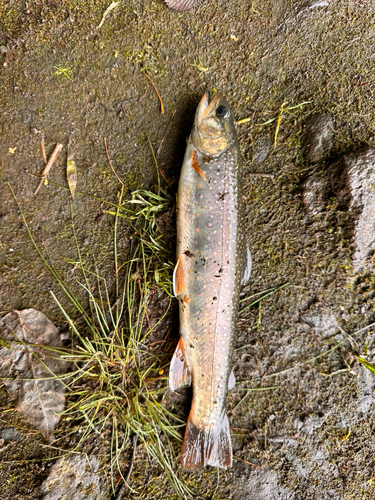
142,70,165,114
35,143,64,195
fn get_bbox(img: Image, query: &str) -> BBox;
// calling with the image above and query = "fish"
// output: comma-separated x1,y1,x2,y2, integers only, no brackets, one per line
170,92,252,469
164,0,196,10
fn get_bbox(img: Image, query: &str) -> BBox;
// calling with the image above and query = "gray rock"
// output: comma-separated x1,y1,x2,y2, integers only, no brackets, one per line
301,114,334,163
1,427,21,442
345,149,375,271
232,467,294,500
357,363,375,413
301,148,375,270
302,176,328,214
40,455,110,500
302,313,341,340
252,138,273,164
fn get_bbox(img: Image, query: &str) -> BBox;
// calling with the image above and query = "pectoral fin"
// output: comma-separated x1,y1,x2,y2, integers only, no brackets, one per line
169,338,192,391
241,245,252,285
173,255,185,297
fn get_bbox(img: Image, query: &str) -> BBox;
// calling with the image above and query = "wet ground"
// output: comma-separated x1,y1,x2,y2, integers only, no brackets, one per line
1,0,375,498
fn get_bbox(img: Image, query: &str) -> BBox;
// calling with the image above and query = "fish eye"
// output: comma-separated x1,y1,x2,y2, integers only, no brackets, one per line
216,105,228,118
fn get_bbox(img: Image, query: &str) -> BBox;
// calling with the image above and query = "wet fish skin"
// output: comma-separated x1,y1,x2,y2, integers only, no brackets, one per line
170,93,248,469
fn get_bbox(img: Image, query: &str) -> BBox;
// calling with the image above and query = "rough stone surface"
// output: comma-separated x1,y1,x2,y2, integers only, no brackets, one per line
231,467,294,500
0,428,21,443
252,138,273,164
302,148,375,271
301,113,334,163
40,455,110,500
301,176,327,215
345,149,375,271
302,312,340,340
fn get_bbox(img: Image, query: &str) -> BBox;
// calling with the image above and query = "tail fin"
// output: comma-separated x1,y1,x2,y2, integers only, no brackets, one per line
181,412,232,469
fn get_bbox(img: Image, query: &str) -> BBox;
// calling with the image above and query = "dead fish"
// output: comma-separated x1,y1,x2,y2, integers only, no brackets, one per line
170,93,252,469
164,0,196,11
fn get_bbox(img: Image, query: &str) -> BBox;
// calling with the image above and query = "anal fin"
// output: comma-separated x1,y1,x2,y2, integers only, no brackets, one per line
169,338,192,391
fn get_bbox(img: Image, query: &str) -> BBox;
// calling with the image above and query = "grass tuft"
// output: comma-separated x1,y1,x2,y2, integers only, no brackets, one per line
0,150,192,497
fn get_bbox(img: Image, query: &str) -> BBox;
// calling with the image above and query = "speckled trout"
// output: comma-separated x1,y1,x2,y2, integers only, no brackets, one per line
170,93,251,469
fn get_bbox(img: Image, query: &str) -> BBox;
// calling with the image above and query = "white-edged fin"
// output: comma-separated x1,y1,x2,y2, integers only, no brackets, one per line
228,369,236,390
173,255,185,297
169,338,192,391
241,246,252,285
181,412,232,469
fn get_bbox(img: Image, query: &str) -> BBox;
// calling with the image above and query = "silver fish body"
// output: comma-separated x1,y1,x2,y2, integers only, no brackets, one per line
170,93,250,469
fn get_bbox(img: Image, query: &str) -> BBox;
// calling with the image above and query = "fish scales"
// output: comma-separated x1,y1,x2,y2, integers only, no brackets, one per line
170,93,249,469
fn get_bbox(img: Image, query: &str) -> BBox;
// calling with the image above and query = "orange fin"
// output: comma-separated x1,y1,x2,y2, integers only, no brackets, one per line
181,412,232,469
191,151,206,180
169,338,192,391
228,369,236,390
173,255,185,297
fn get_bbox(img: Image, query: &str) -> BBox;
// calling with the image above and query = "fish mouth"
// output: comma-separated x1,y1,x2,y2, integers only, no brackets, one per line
195,93,222,139
192,91,232,157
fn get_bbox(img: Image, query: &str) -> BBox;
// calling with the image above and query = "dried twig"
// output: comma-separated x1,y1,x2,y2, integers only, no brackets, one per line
41,137,47,164
115,435,138,500
142,71,164,114
156,109,176,158
234,455,260,467
97,1,119,29
34,143,63,195
104,137,124,186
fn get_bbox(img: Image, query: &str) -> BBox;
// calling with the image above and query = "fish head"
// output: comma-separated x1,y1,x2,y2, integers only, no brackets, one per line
191,92,236,157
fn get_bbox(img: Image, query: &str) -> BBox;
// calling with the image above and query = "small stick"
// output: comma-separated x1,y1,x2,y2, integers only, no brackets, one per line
41,137,47,164
104,137,124,186
234,455,260,467
142,71,164,114
115,435,138,500
156,109,176,158
34,143,63,195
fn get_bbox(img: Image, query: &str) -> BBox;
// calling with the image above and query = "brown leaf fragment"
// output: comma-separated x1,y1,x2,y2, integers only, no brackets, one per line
67,148,77,200
0,309,69,440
